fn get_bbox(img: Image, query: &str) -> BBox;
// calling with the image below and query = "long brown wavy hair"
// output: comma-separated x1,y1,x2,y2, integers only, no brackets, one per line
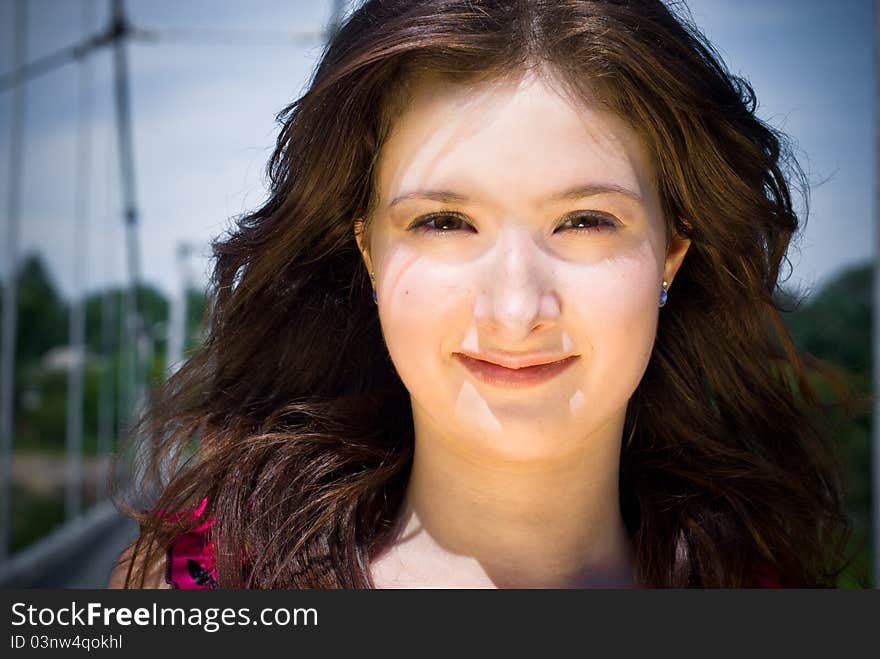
115,0,855,588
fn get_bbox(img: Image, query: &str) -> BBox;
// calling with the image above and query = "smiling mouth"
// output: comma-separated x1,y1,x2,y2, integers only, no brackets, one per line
454,353,578,389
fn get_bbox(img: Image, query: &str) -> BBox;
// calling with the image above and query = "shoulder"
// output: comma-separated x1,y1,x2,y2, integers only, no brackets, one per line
108,540,171,589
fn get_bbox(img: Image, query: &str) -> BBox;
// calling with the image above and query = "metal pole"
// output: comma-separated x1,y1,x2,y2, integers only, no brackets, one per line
99,75,120,480
110,0,143,435
166,243,191,376
65,0,95,522
872,0,879,590
0,0,28,564
96,285,116,496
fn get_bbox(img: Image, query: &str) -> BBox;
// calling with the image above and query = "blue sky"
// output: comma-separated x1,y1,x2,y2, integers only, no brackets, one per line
0,0,874,303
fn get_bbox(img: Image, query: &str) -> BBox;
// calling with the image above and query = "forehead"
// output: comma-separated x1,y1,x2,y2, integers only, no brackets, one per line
375,68,657,211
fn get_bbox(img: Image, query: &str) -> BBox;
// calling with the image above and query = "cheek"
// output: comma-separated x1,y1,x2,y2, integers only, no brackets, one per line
561,242,662,406
374,247,468,369
565,247,660,328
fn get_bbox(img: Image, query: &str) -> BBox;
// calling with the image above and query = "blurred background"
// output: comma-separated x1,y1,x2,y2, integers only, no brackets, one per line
0,0,874,588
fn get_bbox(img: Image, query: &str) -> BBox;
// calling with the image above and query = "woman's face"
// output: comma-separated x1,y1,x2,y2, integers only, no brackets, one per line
356,69,690,462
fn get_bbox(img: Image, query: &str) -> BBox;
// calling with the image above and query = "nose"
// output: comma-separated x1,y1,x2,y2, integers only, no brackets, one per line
473,227,561,342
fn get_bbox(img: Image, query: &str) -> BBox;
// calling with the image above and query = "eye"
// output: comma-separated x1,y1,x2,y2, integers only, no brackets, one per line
555,212,618,234
407,212,475,235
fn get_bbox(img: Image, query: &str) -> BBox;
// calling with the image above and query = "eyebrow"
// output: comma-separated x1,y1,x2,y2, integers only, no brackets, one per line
388,183,643,208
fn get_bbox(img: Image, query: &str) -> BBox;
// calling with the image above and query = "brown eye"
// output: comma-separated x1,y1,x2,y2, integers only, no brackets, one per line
556,212,618,233
408,213,475,234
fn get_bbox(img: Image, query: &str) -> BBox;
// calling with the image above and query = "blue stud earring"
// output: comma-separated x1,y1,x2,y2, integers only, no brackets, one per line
659,280,668,307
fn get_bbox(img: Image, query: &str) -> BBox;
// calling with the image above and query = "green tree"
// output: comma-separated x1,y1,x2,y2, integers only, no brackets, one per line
11,253,69,370
781,262,873,587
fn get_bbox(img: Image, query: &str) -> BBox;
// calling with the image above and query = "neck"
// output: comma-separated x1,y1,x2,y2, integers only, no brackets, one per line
372,401,636,589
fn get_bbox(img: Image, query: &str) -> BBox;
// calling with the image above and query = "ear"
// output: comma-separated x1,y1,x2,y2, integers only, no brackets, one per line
353,217,374,274
663,230,691,288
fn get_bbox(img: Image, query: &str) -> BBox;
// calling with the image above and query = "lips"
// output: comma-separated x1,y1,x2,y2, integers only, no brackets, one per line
454,352,578,389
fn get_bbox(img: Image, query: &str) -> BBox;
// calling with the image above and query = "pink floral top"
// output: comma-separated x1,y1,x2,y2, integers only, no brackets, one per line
164,498,782,589
165,498,217,589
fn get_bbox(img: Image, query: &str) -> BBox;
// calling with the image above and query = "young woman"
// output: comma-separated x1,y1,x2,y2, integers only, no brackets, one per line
109,0,853,589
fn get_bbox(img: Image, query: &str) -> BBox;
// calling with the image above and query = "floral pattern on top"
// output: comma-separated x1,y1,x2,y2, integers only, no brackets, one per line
164,497,217,590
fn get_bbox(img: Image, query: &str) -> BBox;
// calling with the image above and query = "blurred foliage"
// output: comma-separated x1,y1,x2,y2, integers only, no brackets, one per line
14,254,69,369
10,483,64,554
784,266,871,374
780,262,873,588
0,252,208,455
2,252,208,553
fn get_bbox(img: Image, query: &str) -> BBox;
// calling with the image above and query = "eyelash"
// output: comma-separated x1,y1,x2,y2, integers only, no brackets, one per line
406,211,618,236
